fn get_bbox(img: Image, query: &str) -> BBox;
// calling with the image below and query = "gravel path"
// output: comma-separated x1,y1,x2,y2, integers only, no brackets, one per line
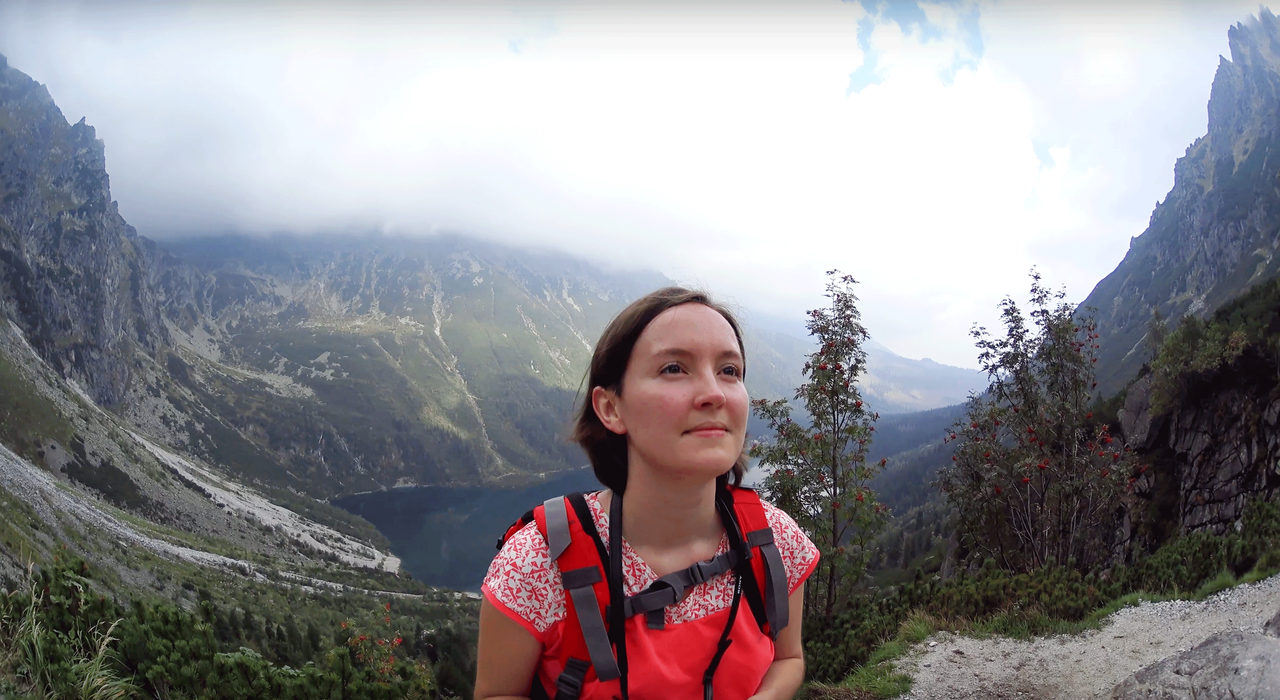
898,574,1280,700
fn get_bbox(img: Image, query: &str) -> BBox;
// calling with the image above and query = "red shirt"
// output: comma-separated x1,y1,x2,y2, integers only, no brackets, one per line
483,492,819,700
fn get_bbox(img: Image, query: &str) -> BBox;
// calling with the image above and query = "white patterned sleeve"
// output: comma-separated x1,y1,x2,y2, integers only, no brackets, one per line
481,521,567,640
760,501,821,594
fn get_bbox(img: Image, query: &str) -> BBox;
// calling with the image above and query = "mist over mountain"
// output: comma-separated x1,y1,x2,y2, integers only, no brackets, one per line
0,40,981,500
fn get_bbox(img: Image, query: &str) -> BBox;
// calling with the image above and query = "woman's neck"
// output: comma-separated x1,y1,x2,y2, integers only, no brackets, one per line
609,467,722,552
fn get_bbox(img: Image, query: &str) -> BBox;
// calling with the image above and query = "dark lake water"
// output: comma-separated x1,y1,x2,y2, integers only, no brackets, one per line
333,468,601,591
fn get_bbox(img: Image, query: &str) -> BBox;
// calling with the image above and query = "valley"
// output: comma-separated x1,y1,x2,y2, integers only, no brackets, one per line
3,6,1280,699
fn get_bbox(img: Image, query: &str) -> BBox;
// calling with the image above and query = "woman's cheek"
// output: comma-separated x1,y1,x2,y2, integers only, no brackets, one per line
728,384,750,420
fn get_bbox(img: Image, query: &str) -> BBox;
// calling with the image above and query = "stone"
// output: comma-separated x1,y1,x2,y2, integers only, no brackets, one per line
1265,609,1280,638
1109,630,1280,700
1120,377,1156,449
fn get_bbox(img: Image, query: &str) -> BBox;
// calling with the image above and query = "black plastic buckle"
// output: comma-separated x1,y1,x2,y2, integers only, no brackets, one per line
689,560,714,585
555,657,591,700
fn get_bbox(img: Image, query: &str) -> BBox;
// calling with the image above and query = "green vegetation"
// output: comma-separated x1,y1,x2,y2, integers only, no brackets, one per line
260,486,392,553
810,496,1280,694
867,503,951,587
803,614,930,699
0,347,74,464
164,319,585,499
865,404,966,514
0,487,46,570
0,556,477,700
791,269,1280,698
752,272,888,621
1147,275,1280,415
64,437,155,514
939,271,1134,573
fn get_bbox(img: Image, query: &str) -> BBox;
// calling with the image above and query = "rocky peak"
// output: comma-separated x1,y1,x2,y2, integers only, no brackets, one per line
0,54,165,406
1205,9,1280,173
1085,9,1280,395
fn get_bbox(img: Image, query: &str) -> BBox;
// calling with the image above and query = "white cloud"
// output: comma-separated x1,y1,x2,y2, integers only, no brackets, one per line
0,0,1267,367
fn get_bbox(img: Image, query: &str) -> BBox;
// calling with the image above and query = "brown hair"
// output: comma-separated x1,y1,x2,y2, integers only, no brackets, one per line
571,287,748,494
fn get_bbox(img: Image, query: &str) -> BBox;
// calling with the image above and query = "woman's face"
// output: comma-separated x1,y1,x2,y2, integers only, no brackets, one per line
594,303,749,485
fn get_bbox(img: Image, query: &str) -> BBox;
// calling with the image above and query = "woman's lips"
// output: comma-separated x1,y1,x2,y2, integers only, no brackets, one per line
688,427,729,437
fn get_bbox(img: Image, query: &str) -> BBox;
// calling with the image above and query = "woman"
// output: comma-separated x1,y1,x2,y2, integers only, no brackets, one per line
476,287,818,700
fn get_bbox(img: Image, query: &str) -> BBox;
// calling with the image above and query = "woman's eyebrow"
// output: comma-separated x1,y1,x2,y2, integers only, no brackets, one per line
653,347,744,362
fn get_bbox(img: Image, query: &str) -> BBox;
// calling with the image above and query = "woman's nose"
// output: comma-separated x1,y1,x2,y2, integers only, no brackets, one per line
694,369,726,407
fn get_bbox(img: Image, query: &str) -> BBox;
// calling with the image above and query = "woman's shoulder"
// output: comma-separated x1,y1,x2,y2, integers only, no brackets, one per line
482,517,567,636
757,496,820,593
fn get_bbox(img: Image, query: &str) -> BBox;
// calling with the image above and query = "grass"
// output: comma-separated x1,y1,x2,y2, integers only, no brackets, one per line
0,486,47,571
0,349,75,464
810,612,932,699
2,568,141,700
1191,569,1239,599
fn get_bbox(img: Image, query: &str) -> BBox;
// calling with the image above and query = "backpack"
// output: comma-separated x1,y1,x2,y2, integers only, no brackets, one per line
496,485,789,700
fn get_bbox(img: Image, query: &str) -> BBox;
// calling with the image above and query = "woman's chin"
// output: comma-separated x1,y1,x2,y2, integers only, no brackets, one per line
664,455,739,482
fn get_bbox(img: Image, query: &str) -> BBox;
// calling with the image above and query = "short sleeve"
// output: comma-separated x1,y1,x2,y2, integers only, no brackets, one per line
481,521,566,639
760,501,821,594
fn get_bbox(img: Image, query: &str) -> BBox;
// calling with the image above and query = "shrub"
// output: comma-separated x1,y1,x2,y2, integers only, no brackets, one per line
0,558,440,700
752,271,888,621
939,270,1135,573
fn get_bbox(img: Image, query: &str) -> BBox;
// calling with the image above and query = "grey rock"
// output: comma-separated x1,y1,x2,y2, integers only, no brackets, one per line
1120,344,1280,542
0,53,167,406
1110,630,1280,700
1119,376,1156,449
1265,609,1280,638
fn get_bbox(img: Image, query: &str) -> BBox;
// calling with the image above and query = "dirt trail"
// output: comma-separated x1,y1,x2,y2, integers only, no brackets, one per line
898,574,1280,700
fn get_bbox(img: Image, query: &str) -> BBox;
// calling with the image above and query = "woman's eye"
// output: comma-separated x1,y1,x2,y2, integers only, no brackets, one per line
721,365,743,378
660,363,683,375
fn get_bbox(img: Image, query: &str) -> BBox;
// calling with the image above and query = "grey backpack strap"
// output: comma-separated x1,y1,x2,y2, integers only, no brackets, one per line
560,566,621,682
746,527,789,639
621,549,742,629
541,495,620,686
543,496,572,562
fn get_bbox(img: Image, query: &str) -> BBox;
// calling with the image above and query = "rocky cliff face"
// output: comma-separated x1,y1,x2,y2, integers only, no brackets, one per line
1121,348,1280,538
1087,10,1280,395
0,54,164,406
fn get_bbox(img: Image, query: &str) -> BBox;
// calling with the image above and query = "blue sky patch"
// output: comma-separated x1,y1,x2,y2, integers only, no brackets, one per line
1033,140,1055,168
848,0,985,94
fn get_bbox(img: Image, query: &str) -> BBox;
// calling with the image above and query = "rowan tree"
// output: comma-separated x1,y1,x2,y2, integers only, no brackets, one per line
750,271,887,621
938,270,1139,573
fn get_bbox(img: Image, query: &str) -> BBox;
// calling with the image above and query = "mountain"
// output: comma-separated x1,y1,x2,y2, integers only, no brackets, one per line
862,10,1280,570
0,53,421,595
746,331,983,417
0,37,978,501
861,339,983,414
1086,9,1280,395
139,232,663,493
0,44,996,595
0,54,164,408
135,234,977,498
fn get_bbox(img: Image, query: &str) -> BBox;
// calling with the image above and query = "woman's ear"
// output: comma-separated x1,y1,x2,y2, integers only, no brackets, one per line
591,386,627,435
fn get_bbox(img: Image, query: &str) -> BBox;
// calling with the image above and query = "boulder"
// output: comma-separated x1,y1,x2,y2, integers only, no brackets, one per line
1118,376,1156,450
1265,608,1280,637
1109,630,1280,700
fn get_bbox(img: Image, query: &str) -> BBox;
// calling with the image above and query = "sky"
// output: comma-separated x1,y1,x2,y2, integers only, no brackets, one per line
0,0,1267,368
